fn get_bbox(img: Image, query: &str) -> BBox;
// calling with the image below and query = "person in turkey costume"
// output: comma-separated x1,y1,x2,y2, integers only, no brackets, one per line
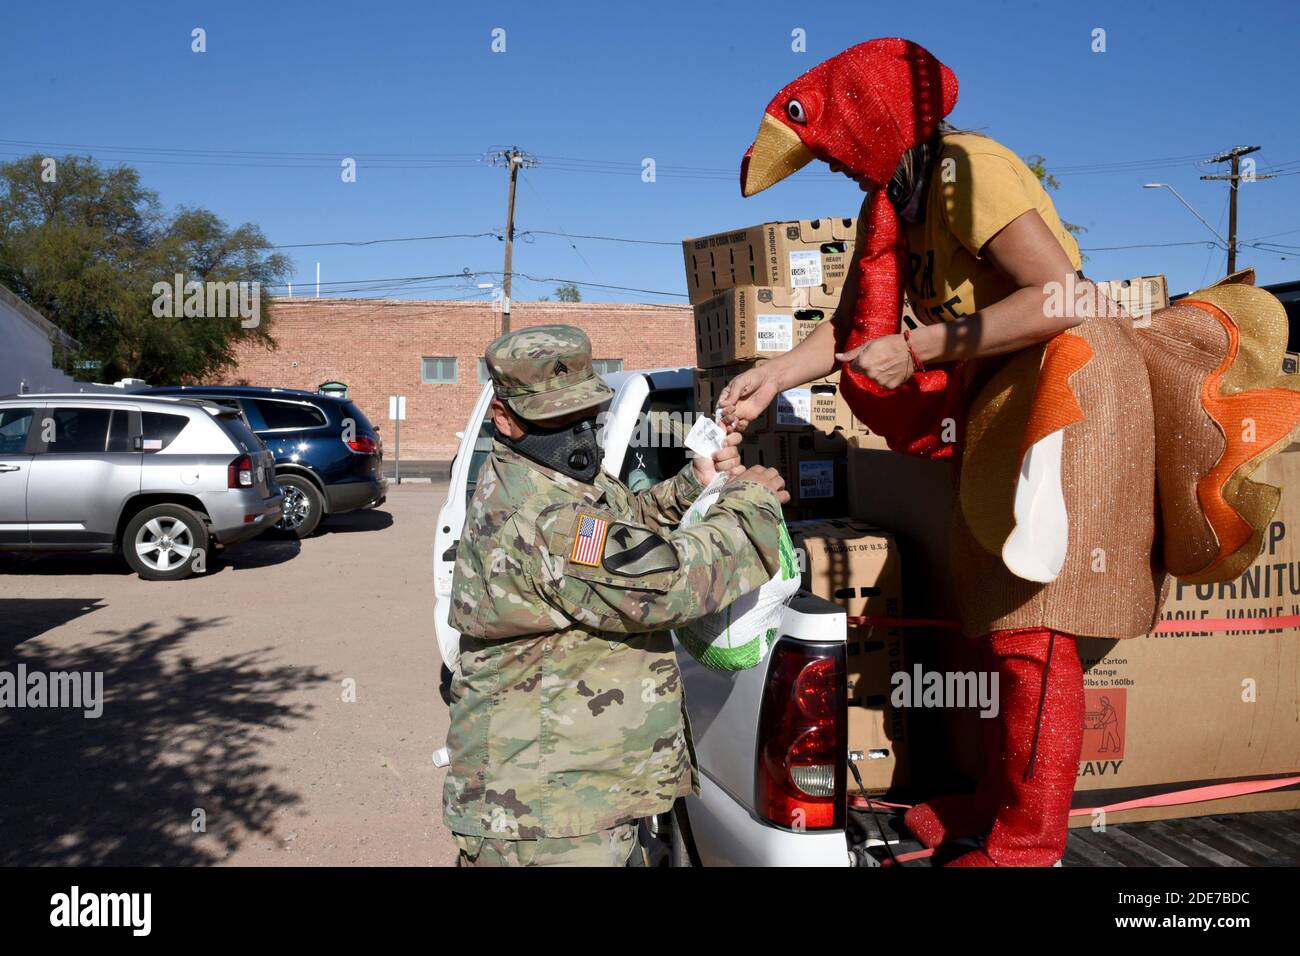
721,38,1300,866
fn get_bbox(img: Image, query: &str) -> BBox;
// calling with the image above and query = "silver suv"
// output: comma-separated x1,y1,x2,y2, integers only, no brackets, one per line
0,393,282,580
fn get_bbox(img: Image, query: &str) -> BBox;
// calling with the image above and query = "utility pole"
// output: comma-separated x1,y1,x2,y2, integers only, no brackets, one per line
487,147,538,334
1201,145,1275,275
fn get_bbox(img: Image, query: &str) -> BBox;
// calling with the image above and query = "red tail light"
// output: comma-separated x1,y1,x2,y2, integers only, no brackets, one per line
346,436,378,454
756,640,847,831
228,454,254,488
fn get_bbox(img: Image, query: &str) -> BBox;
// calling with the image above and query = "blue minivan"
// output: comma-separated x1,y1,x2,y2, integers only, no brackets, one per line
142,385,386,538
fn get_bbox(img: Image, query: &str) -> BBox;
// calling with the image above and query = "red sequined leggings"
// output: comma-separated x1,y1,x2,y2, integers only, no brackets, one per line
905,627,1085,866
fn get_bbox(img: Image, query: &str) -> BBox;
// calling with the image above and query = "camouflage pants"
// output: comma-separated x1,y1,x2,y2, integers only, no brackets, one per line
454,823,637,867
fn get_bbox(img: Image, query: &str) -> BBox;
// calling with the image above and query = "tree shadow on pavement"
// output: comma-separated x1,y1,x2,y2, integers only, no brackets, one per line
0,598,105,652
0,615,332,865
0,538,302,577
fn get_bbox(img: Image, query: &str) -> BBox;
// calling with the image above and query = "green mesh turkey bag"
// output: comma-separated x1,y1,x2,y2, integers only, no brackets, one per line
672,475,801,671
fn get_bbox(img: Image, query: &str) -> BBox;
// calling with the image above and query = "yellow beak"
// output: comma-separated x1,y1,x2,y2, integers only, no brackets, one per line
741,113,816,197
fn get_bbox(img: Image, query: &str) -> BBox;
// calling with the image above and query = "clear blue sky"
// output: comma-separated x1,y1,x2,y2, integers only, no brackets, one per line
5,0,1300,304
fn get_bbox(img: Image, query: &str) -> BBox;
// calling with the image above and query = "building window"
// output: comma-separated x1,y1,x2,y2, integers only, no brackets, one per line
421,356,458,384
593,359,624,375
477,358,492,384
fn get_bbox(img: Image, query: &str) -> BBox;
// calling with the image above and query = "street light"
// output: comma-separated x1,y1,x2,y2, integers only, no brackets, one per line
1142,183,1227,245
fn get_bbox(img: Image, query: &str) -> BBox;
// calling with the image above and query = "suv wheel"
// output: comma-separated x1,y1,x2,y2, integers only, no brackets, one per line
272,475,324,538
123,505,210,581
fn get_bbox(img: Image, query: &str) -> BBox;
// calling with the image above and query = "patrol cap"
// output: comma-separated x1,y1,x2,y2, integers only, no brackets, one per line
485,324,615,421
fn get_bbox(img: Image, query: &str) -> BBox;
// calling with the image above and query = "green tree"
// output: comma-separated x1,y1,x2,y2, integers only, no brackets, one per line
1023,153,1087,252
555,282,581,302
0,154,290,383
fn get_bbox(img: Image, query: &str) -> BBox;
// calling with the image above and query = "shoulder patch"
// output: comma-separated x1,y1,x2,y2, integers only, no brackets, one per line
601,523,679,577
569,512,610,567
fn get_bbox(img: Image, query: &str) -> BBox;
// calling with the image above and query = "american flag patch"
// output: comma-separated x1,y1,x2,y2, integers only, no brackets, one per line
569,513,609,567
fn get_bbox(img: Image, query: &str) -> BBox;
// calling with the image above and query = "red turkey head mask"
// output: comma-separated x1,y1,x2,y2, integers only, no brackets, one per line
739,38,962,460
740,37,958,197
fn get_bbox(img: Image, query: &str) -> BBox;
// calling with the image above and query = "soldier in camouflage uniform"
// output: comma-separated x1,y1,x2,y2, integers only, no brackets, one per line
445,324,790,867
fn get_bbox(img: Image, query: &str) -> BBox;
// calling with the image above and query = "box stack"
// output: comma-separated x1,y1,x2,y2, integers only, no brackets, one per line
1097,274,1169,321
683,218,892,519
844,438,1300,822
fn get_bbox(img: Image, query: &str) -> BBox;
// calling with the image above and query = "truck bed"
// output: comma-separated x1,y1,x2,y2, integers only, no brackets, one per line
859,810,1300,866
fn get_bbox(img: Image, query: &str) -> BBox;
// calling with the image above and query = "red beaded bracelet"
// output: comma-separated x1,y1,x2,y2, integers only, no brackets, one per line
902,329,926,375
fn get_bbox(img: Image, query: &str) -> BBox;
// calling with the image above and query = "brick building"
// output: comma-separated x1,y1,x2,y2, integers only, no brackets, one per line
225,297,694,461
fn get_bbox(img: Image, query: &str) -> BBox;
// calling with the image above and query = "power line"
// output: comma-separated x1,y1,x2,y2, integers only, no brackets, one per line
268,230,1231,256
512,273,686,298
1246,226,1300,241
4,137,1269,182
518,170,600,284
272,232,498,249
266,269,688,301
1079,239,1223,252
523,229,677,247
0,137,480,160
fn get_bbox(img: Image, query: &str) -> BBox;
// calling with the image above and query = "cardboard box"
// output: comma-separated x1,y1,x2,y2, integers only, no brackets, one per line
682,217,856,304
737,431,785,468
694,285,842,367
1097,274,1169,322
846,427,891,452
694,362,838,434
788,518,907,792
787,430,848,515
1068,445,1300,824
739,430,849,519
808,373,846,437
842,447,971,792
847,442,1300,822
844,442,1300,820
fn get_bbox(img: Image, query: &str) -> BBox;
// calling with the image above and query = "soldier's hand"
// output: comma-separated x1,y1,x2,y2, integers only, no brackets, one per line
692,431,744,485
733,465,790,504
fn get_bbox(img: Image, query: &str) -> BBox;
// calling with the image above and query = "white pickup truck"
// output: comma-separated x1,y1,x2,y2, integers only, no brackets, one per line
434,367,883,867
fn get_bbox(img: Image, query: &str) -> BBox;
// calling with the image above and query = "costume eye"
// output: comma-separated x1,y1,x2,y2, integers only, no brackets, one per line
786,99,807,124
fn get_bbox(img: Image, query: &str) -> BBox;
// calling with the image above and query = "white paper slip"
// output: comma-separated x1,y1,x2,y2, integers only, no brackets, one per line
788,250,822,289
685,413,728,458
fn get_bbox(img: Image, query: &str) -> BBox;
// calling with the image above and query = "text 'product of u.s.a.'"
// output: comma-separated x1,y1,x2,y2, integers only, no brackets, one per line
674,414,800,670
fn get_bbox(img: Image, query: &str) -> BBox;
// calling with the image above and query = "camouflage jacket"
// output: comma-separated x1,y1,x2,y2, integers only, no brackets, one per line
444,441,784,839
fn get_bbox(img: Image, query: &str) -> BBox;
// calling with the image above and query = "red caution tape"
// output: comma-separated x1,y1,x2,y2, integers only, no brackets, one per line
846,614,1300,635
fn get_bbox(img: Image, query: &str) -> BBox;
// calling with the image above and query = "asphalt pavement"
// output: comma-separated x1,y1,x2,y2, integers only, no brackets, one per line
0,483,456,866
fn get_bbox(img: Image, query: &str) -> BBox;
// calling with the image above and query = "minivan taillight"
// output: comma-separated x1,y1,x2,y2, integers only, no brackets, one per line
346,435,378,454
228,454,254,488
756,639,847,831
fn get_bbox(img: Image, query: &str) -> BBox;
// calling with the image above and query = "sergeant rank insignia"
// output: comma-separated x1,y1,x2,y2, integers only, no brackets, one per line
570,513,609,566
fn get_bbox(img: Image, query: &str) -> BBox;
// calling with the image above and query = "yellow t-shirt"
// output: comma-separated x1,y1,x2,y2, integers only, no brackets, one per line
876,132,1081,325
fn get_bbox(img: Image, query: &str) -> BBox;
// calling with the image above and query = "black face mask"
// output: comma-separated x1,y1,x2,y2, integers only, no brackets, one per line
500,414,602,484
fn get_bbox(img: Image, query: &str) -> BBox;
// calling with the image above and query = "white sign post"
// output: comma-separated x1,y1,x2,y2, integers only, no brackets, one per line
388,395,407,484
